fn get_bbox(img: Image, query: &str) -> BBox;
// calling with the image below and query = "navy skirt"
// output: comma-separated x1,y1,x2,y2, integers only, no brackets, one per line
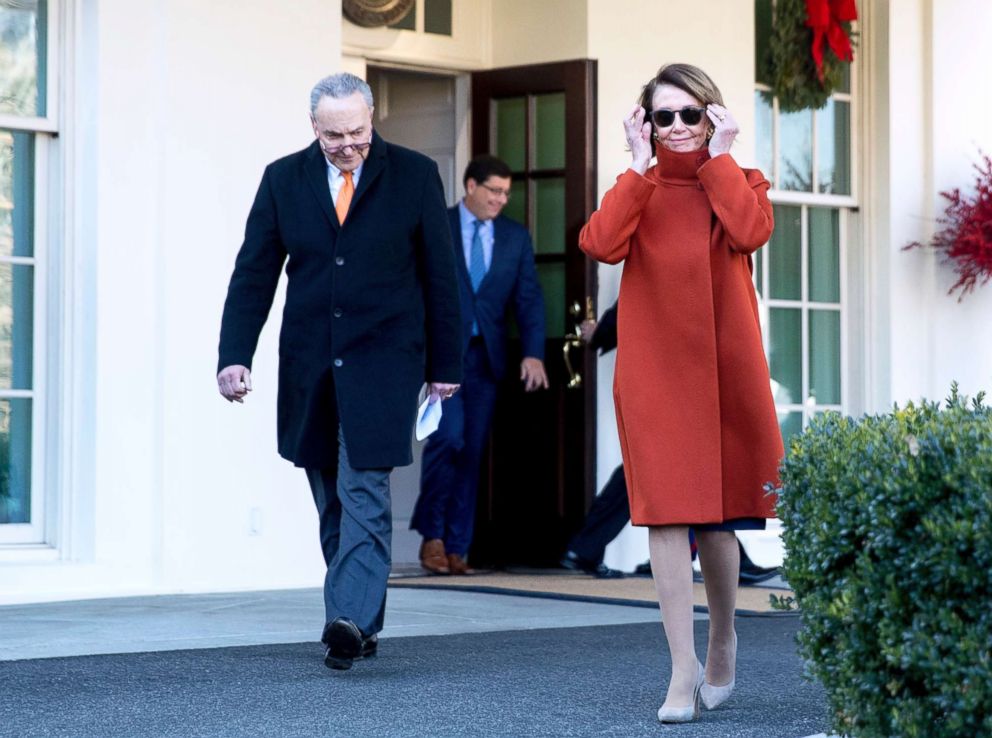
691,517,767,532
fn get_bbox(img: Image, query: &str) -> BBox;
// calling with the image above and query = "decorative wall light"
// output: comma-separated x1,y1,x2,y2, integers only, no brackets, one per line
342,0,416,28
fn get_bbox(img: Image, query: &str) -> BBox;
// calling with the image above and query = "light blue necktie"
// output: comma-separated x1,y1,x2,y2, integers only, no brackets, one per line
469,219,486,292
468,220,486,337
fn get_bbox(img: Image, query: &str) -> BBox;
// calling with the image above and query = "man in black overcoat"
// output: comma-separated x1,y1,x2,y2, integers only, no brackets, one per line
217,73,462,671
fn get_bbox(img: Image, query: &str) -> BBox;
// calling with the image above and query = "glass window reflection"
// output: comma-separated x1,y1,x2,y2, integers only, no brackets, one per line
0,0,47,117
817,99,851,194
754,91,774,184
779,109,813,191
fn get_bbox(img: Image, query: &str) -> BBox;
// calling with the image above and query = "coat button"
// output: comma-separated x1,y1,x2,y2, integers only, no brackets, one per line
333,308,343,318
335,256,345,266
333,358,343,367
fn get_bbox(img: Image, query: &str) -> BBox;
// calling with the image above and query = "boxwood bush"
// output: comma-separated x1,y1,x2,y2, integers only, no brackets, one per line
777,385,991,738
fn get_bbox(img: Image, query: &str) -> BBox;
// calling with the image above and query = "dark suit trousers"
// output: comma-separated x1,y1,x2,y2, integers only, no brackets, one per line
305,425,392,636
568,465,631,565
411,339,498,556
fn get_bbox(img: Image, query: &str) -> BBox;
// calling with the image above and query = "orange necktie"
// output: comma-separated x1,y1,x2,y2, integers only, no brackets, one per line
336,171,354,224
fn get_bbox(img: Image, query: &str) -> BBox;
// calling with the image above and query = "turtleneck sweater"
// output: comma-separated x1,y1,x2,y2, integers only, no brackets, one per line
579,145,784,526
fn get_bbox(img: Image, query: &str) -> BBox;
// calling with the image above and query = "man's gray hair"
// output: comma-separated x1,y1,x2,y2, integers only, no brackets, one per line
310,73,374,115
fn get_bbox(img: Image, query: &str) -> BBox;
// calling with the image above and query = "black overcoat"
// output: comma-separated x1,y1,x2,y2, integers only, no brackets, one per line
218,133,462,470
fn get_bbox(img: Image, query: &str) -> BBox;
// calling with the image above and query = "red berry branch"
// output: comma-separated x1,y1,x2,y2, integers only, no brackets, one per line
906,152,992,300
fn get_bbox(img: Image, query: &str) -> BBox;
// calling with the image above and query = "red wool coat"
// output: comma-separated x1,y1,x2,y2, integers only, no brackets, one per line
580,146,783,526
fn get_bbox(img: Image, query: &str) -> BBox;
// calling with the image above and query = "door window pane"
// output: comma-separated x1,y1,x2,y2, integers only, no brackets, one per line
755,91,774,183
0,0,47,117
809,309,841,404
534,178,565,255
534,93,565,170
0,397,32,524
502,178,527,226
817,98,851,194
769,308,801,405
1,130,35,258
808,207,840,302
0,262,34,390
779,109,813,191
536,262,565,339
494,97,526,172
769,205,801,299
424,0,452,36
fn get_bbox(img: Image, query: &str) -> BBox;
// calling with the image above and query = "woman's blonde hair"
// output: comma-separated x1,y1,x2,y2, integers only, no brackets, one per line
639,63,724,115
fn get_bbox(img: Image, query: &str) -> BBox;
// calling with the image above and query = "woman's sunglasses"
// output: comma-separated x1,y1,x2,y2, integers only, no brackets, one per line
647,106,707,128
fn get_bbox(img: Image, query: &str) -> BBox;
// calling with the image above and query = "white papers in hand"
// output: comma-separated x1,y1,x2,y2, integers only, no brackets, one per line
415,394,442,440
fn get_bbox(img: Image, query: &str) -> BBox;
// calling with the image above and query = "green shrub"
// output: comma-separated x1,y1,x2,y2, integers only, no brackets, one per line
777,385,992,738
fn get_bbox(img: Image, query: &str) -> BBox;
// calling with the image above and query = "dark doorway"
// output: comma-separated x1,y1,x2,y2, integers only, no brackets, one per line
469,60,599,567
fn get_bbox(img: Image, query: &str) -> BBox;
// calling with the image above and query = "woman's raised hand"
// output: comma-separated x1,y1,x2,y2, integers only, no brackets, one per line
624,105,653,175
706,103,739,158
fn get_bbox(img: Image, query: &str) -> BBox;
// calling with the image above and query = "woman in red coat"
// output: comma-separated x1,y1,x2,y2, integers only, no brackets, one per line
580,64,783,724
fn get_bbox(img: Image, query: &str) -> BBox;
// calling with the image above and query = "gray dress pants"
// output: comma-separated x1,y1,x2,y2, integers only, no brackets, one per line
305,426,392,636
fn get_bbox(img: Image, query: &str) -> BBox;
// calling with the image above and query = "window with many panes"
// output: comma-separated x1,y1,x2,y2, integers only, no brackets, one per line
1,0,54,543
388,0,453,36
754,0,856,442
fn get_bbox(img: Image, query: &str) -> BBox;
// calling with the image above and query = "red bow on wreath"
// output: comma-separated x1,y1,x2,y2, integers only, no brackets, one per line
806,0,858,81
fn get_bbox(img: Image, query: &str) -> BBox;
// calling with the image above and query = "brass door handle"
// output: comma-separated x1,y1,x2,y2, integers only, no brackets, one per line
562,333,584,389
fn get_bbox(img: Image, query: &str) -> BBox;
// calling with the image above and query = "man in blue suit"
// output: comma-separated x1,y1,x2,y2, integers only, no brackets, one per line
411,155,547,575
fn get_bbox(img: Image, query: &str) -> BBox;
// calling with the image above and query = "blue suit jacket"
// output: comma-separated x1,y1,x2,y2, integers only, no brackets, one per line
449,206,545,381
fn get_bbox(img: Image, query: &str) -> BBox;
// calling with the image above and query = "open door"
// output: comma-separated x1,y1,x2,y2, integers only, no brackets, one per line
469,60,598,567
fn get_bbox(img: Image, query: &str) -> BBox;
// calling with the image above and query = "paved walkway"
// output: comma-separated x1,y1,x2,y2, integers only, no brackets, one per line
0,587,831,737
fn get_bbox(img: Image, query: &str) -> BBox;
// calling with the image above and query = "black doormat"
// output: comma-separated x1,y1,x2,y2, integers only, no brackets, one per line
0,619,828,738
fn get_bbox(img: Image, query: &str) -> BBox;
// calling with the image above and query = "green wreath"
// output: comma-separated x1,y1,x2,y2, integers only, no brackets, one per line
762,0,854,112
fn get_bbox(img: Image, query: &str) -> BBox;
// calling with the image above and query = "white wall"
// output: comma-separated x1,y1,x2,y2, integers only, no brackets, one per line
879,0,938,407
876,0,992,409
490,0,587,68
0,0,345,604
926,1,992,398
585,0,759,571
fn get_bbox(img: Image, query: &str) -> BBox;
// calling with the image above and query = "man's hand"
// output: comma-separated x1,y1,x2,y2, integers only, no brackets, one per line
429,382,460,402
579,319,598,344
520,357,549,392
218,365,252,403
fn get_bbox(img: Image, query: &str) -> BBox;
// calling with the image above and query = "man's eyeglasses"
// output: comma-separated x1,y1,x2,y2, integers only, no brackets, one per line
320,139,372,155
648,106,707,128
480,183,511,199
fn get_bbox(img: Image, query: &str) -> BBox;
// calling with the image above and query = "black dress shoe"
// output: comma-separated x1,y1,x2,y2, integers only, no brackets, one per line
633,560,652,576
739,563,781,584
738,543,781,584
322,617,364,671
560,551,625,579
361,633,378,658
590,562,625,579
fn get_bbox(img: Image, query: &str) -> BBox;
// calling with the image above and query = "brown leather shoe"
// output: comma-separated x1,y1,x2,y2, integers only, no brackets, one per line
419,538,449,574
447,553,474,576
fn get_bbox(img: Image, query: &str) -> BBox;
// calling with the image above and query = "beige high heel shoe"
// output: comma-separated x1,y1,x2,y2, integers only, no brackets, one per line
657,661,705,723
701,632,737,710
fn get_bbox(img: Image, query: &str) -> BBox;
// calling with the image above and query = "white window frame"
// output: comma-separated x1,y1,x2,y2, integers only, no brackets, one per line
757,205,848,426
755,58,859,433
0,0,60,546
